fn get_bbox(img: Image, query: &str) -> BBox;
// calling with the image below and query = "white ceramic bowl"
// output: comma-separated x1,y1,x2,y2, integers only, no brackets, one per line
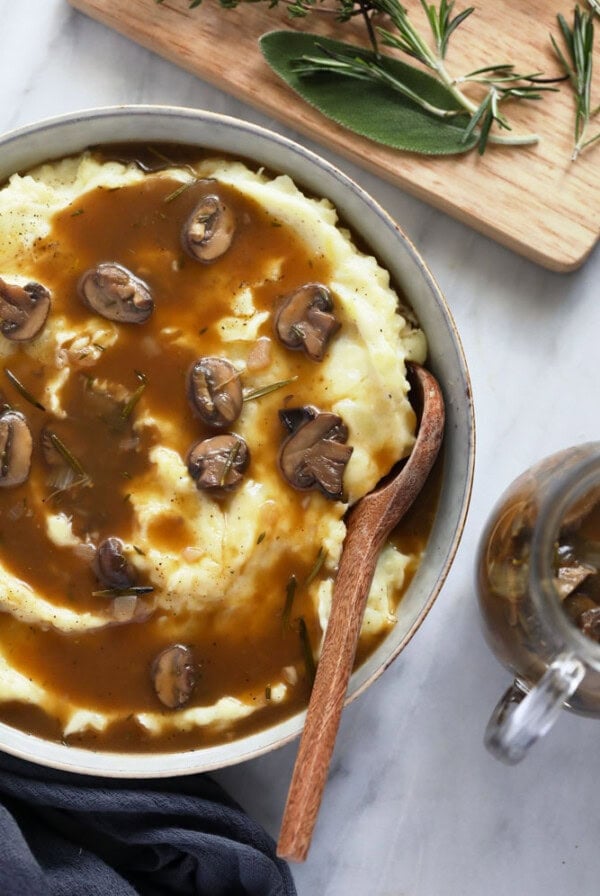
0,106,474,776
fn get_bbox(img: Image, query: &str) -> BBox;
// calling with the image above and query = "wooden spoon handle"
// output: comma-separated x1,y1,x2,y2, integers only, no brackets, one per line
276,520,381,862
277,365,444,862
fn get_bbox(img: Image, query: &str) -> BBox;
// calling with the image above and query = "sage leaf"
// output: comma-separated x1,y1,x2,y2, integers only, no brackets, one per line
260,31,478,155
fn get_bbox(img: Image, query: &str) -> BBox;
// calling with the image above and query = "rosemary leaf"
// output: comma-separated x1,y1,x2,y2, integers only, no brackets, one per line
436,4,475,59
220,438,242,487
304,546,327,587
164,179,197,203
121,371,148,419
47,431,87,478
477,97,496,155
5,368,46,411
282,574,298,629
147,146,174,165
551,7,599,160
92,585,154,597
298,616,316,689
243,375,298,402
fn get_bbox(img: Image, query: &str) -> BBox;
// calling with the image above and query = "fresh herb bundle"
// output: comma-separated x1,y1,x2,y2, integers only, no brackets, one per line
261,0,560,156
155,0,599,160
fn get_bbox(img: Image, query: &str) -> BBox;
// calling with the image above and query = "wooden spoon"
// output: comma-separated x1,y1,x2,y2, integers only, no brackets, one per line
276,361,445,862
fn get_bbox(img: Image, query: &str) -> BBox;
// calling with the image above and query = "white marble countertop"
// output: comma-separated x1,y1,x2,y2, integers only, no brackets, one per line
1,1,599,893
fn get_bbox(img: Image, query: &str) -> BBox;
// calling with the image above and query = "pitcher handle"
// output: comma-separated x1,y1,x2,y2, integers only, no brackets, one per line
484,653,585,764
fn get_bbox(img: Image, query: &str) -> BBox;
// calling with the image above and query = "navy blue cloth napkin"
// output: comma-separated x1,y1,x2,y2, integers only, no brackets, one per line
0,751,296,896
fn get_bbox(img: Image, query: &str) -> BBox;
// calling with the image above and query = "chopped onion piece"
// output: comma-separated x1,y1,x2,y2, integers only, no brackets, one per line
7,501,26,521
141,336,161,357
246,337,272,372
72,541,97,562
182,546,203,563
118,436,140,451
111,594,138,622
283,665,298,685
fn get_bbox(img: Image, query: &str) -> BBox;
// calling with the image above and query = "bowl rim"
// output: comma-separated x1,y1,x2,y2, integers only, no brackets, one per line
0,104,475,777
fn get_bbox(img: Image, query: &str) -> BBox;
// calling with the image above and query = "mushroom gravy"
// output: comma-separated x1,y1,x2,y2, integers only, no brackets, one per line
0,146,433,751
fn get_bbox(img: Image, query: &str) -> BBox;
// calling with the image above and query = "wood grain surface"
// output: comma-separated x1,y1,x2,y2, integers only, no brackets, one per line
68,0,600,270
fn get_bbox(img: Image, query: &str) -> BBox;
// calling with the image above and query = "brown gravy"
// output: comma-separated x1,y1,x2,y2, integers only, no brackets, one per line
0,145,439,752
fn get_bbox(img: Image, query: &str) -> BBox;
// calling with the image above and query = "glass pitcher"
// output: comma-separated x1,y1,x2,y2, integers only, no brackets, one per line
477,442,600,763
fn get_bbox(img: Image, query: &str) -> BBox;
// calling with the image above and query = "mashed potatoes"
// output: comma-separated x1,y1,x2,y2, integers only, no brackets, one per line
0,150,426,747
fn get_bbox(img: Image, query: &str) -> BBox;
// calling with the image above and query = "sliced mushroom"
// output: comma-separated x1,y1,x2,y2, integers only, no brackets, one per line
278,406,352,499
78,263,154,324
188,357,243,428
152,644,196,709
279,406,318,434
187,433,249,493
182,192,235,263
580,607,600,642
0,277,51,342
274,283,340,361
563,593,598,624
0,410,33,487
94,537,136,590
553,562,596,600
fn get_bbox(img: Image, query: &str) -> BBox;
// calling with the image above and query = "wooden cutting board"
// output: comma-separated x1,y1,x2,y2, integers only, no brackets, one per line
68,0,600,271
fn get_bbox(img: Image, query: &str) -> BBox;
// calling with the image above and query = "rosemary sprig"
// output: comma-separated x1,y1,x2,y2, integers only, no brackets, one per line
47,431,87,479
220,438,242,487
421,0,474,59
120,370,148,419
304,546,327,587
242,375,298,402
164,179,198,203
147,146,174,165
551,6,599,160
42,430,92,500
338,0,558,153
4,368,46,411
293,48,463,119
298,616,316,688
374,0,471,64
92,585,154,597
293,32,556,154
282,573,298,628
282,548,328,629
